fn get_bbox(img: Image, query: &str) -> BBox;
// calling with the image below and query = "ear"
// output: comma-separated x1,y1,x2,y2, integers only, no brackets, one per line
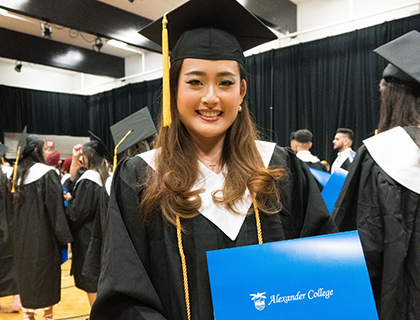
309,142,313,149
240,79,247,100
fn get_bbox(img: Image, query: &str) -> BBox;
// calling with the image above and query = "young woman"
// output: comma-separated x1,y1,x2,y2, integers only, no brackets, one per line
64,139,110,309
12,135,72,320
91,1,337,319
332,31,420,320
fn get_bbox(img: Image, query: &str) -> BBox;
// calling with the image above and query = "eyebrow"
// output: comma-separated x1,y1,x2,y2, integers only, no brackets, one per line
183,71,237,77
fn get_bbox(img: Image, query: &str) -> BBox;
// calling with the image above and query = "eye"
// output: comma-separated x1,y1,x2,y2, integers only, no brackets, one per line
187,79,202,86
220,80,235,86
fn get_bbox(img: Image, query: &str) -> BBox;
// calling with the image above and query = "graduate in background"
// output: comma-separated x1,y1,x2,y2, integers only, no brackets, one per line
64,133,110,310
332,31,420,320
82,107,157,288
0,144,21,314
11,131,72,320
91,1,337,319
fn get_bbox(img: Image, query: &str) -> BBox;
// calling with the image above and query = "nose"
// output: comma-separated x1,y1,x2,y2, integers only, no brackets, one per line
201,85,219,107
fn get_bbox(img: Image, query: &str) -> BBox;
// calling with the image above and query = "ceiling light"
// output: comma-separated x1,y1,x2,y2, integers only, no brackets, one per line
14,61,22,73
92,37,103,52
41,22,52,38
107,39,143,54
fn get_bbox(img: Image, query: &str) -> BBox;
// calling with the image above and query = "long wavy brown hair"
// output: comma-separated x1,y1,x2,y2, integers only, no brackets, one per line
140,59,287,226
378,79,420,133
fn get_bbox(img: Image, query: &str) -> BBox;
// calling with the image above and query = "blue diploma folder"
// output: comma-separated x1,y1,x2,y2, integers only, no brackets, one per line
207,231,378,320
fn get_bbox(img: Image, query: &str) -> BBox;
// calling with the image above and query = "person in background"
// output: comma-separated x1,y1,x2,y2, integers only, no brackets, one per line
46,151,61,171
90,1,337,319
60,156,72,184
289,131,297,152
64,134,110,310
332,30,420,320
0,144,21,314
331,128,356,173
294,129,328,172
11,132,72,320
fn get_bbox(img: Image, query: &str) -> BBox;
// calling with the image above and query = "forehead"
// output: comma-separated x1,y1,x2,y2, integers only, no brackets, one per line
180,58,240,75
335,133,347,139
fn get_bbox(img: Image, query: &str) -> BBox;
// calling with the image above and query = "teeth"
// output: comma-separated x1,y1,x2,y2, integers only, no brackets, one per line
200,111,220,117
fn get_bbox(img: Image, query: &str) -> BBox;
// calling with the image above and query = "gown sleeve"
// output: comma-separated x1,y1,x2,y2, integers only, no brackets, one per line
274,146,338,239
90,157,167,320
44,170,73,246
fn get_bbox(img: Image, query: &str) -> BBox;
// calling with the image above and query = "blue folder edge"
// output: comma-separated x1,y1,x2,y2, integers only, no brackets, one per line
320,168,348,213
207,231,378,320
308,167,331,187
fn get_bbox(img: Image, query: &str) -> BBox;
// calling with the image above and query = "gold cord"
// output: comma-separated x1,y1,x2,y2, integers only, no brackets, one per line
176,196,262,320
252,196,263,244
176,216,191,320
113,129,133,172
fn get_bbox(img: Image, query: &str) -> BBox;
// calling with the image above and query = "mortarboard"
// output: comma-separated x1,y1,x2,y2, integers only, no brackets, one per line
87,131,113,162
139,0,277,127
0,144,8,162
110,107,157,169
11,126,27,193
374,30,420,86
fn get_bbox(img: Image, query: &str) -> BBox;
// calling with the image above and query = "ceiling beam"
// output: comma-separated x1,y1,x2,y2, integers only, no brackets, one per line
0,27,125,78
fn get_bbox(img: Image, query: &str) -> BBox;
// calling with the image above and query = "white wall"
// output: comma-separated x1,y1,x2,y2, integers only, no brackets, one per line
0,0,419,94
4,132,89,160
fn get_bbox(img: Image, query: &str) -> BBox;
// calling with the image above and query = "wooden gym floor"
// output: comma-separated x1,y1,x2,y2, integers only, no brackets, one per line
0,260,91,320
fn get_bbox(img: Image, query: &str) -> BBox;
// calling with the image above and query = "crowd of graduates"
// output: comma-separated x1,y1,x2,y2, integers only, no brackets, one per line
1,0,420,319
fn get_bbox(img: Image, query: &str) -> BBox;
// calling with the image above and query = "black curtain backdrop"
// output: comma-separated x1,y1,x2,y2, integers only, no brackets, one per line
0,14,419,163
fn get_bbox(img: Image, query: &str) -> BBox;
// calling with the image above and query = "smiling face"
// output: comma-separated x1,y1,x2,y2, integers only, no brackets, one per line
176,59,246,145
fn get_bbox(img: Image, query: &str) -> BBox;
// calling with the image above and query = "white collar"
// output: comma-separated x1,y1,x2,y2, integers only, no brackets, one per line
75,170,103,187
1,165,13,179
105,173,114,196
364,126,420,194
139,141,276,240
61,173,71,185
19,163,56,185
296,150,319,163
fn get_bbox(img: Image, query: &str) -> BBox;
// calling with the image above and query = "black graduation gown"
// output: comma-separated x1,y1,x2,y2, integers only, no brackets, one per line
81,180,111,283
332,127,420,320
66,171,103,293
0,166,18,297
91,146,337,320
12,165,72,309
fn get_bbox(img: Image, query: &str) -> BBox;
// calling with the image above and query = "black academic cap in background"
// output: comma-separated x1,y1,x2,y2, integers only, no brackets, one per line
374,30,420,85
0,144,8,159
110,107,157,155
15,126,28,159
139,0,277,65
87,131,113,161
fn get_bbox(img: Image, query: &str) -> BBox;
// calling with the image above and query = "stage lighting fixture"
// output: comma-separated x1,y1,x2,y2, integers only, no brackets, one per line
14,61,22,73
41,22,52,38
92,37,103,52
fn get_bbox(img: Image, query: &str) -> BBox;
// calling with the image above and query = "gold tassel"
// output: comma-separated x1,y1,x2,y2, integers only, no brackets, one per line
113,129,133,172
1,157,4,165
162,13,171,127
374,129,378,135
11,146,21,193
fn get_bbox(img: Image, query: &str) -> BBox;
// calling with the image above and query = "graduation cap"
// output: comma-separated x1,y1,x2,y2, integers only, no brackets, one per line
0,144,8,163
139,0,277,127
110,107,157,169
374,30,420,86
86,131,113,162
11,126,27,193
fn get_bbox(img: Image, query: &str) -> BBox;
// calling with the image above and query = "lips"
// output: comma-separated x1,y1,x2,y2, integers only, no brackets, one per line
197,110,222,118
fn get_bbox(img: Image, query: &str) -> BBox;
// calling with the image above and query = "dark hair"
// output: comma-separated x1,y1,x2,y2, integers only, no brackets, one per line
13,135,46,206
294,129,313,143
378,79,420,133
336,128,354,142
140,59,287,226
289,131,296,141
82,142,110,185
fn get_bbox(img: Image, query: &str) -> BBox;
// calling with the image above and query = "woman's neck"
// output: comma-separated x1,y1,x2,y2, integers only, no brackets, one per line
193,135,225,173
